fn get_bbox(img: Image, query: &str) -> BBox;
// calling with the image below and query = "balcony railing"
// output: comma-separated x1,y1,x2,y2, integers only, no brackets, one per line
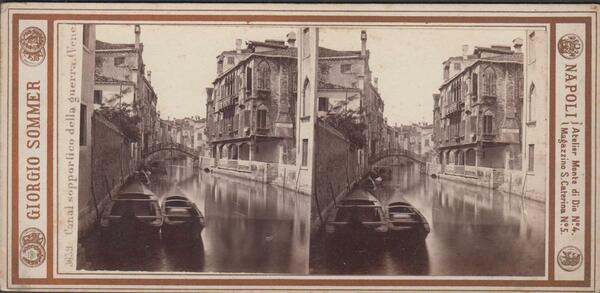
481,132,496,140
444,101,463,117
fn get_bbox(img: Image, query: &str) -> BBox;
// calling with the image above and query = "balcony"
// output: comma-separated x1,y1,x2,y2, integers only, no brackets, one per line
216,95,239,112
444,101,463,117
481,132,496,141
256,127,270,136
228,129,239,138
481,95,497,105
256,88,271,99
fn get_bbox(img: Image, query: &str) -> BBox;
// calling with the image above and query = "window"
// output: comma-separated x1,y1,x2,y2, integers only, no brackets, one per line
236,75,242,93
529,32,536,64
257,109,267,128
233,114,239,132
244,109,251,127
217,60,223,74
82,25,90,48
483,115,493,134
227,56,235,64
301,139,308,166
114,57,125,66
528,144,535,171
341,64,352,73
528,83,536,122
424,139,429,147
302,28,310,58
454,63,461,71
246,67,252,92
302,79,311,117
291,69,297,92
472,73,478,100
482,66,497,96
257,62,270,90
223,74,235,97
470,115,477,134
197,133,202,140
93,90,102,104
80,105,87,146
443,65,450,80
318,97,329,112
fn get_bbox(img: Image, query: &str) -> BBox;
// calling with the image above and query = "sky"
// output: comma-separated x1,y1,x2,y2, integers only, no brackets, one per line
96,25,526,126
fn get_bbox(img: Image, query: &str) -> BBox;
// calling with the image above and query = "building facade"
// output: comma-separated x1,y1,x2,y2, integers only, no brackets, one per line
93,25,159,159
206,30,384,169
433,41,524,172
169,117,208,155
522,30,548,200
78,24,97,236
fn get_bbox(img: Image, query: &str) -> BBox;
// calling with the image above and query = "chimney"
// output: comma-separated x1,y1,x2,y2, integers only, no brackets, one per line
361,30,367,57
286,32,296,47
462,45,469,60
134,25,141,50
235,39,242,53
206,87,214,100
512,37,523,53
147,70,152,84
374,77,379,90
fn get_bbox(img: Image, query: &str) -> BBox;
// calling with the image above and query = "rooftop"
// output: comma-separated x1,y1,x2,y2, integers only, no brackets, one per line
319,80,359,91
440,44,523,88
96,40,138,51
95,73,133,84
215,44,364,80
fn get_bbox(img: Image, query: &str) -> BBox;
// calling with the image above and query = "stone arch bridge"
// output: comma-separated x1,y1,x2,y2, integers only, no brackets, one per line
368,147,426,167
142,142,198,161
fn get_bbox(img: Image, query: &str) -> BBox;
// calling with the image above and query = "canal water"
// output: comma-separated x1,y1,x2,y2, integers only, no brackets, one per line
309,162,546,276
78,160,311,273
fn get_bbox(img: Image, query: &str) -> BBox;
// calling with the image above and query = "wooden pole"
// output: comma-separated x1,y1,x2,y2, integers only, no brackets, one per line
326,171,337,206
283,167,287,190
103,173,113,200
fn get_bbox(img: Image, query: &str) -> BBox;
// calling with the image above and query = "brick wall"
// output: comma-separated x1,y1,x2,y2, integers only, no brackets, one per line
79,113,135,237
312,120,363,233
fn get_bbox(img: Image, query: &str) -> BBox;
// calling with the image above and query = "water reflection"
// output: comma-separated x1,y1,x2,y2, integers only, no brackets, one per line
79,160,310,273
310,163,545,276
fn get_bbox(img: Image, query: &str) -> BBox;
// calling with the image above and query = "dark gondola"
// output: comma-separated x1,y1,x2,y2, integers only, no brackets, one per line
161,194,205,244
387,200,430,242
100,182,163,246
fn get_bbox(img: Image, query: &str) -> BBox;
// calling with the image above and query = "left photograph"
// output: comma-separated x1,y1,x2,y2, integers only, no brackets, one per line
72,24,311,273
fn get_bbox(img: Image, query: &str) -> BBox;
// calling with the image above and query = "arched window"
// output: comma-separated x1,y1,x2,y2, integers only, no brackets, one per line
257,61,270,90
291,69,298,92
257,104,268,129
472,73,479,100
528,82,536,122
465,149,476,166
236,74,242,93
239,143,250,161
246,66,252,92
302,78,311,117
483,110,494,134
458,151,464,165
482,66,496,96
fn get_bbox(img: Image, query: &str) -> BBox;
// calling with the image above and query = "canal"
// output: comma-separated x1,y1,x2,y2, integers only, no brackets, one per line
309,162,546,276
78,160,311,273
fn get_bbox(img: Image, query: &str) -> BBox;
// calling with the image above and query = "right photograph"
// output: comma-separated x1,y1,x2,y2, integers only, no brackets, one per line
308,27,548,276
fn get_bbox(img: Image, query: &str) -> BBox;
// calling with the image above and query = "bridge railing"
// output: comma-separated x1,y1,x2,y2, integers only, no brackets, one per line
143,142,199,158
368,147,426,164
